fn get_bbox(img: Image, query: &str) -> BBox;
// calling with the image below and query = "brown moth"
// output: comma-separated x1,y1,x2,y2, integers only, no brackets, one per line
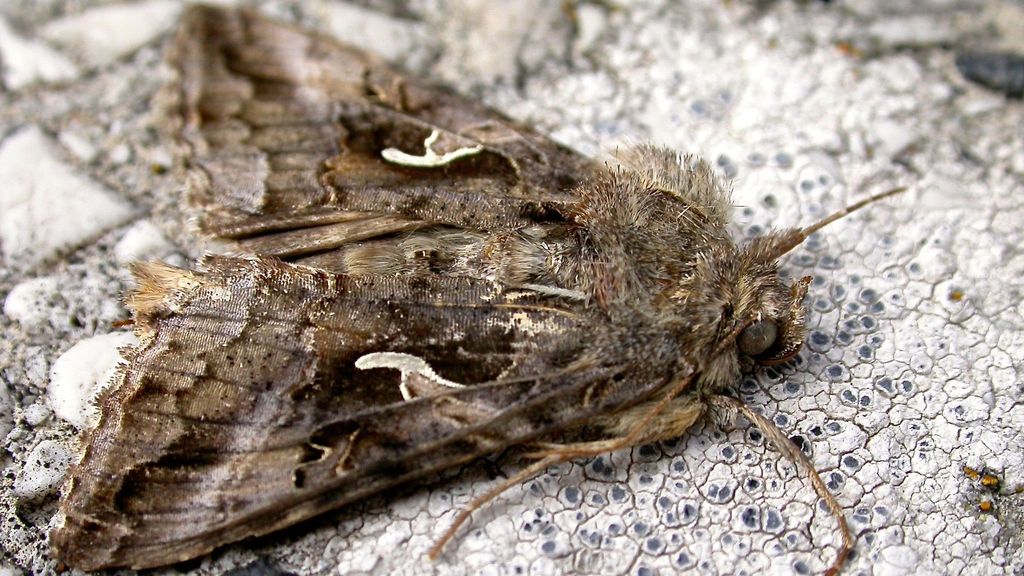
50,5,899,574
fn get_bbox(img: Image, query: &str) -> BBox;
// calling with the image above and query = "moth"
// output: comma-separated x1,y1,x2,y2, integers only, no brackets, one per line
51,5,899,574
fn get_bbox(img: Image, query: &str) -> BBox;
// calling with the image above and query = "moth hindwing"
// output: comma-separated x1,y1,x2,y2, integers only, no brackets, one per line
51,5,895,574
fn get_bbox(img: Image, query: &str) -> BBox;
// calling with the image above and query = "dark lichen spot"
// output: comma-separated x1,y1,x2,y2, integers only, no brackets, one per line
956,51,1024,97
790,435,811,456
638,444,659,458
820,255,841,269
741,506,759,528
793,253,816,267
564,486,580,503
681,502,698,522
611,486,628,502
708,483,733,503
645,537,664,553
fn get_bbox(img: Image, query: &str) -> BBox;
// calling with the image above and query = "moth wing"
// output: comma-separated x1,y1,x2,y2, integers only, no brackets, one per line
172,6,598,260
51,258,674,570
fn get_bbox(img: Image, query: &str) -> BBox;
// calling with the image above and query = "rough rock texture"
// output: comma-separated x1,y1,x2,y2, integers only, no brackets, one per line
1,1,1022,575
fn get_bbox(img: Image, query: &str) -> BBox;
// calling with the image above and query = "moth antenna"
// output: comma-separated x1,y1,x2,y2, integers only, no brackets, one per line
769,187,906,260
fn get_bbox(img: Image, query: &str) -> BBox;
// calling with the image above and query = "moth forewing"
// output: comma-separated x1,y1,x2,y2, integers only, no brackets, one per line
52,5,902,574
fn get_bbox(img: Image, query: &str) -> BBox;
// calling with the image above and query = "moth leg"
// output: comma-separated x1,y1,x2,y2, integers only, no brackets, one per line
431,377,703,558
427,451,572,560
526,392,708,458
429,392,706,560
708,395,852,576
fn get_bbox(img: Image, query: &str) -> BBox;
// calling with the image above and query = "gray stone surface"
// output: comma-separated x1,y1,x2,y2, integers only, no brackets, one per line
1,0,1022,575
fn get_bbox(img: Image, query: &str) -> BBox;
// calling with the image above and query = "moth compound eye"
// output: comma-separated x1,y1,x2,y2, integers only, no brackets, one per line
738,319,778,357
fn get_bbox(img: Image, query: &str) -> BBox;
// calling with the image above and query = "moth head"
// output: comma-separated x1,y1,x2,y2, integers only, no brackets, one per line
727,250,811,366
739,282,810,366
726,187,904,366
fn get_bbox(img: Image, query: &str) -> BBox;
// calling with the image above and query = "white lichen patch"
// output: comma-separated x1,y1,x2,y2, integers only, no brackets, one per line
0,16,78,89
12,439,72,501
39,0,181,68
3,276,60,329
48,331,138,429
114,220,178,264
0,126,134,266
319,2,430,63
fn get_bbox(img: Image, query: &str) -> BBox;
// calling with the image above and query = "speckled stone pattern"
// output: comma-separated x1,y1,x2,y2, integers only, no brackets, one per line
1,1,1022,575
